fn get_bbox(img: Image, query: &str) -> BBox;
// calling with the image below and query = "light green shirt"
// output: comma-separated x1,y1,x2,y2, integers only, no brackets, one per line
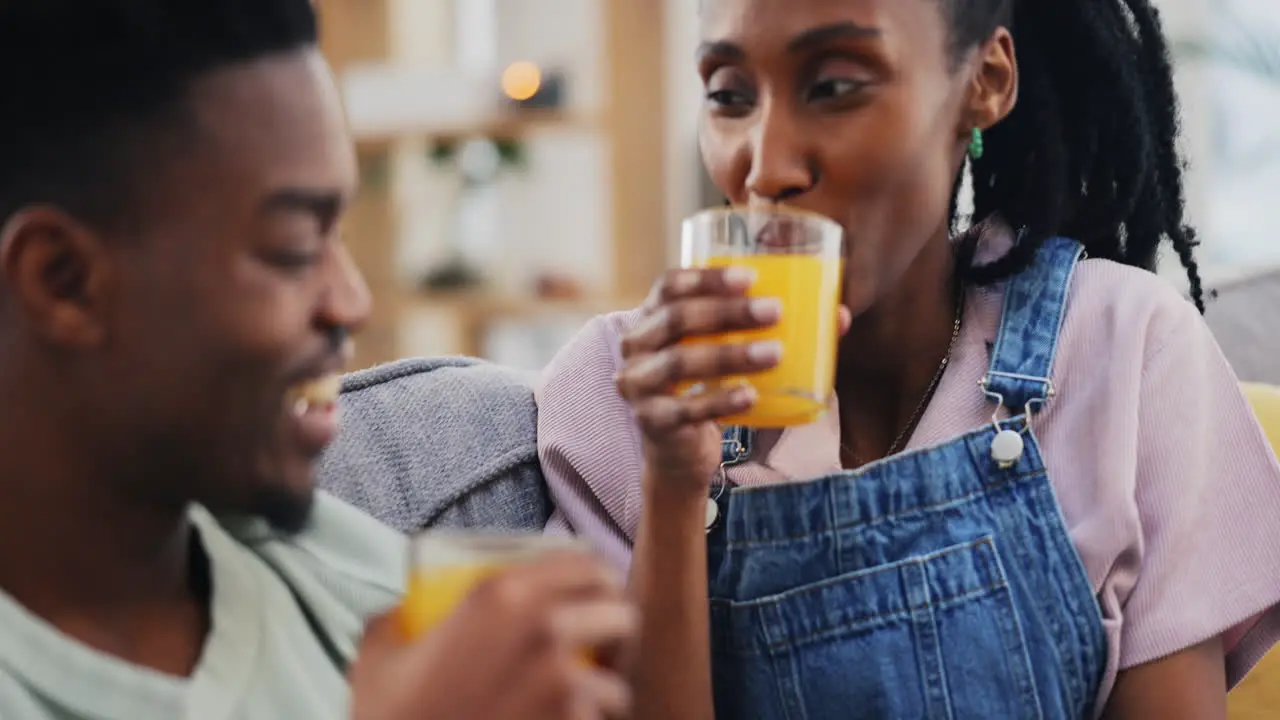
0,492,406,719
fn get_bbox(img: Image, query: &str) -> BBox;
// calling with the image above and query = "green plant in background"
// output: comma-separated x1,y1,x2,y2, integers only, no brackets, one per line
420,135,529,293
429,140,455,166
357,152,390,191
428,137,527,173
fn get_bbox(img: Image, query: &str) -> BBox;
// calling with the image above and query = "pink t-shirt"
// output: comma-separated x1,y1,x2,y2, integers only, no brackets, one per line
535,228,1280,709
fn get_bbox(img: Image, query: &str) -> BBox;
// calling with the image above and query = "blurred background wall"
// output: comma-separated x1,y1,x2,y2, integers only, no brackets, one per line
317,0,1280,372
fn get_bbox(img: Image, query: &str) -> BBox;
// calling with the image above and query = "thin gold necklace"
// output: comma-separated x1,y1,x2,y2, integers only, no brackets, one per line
844,288,964,467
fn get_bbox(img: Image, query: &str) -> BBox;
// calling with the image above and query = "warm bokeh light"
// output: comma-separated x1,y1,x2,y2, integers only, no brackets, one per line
501,60,542,101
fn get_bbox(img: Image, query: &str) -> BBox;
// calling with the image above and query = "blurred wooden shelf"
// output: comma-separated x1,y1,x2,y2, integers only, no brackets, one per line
397,291,643,358
354,110,603,152
406,290,641,322
321,0,667,367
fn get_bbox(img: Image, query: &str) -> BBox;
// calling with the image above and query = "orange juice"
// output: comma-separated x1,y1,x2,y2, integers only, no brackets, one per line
680,253,843,427
399,562,599,664
400,563,500,639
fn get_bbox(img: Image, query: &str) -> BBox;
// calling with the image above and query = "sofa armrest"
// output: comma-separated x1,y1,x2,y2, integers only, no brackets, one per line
317,357,551,534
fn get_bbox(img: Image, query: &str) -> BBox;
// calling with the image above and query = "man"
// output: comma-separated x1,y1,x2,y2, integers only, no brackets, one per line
0,2,633,718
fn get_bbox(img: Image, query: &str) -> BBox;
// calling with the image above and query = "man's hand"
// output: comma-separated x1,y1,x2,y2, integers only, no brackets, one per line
351,551,636,720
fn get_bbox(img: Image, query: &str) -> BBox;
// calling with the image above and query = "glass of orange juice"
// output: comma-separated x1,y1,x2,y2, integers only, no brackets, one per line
678,206,844,427
399,531,591,643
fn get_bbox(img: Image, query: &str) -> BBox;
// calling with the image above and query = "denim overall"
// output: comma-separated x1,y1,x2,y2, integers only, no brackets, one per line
708,237,1107,719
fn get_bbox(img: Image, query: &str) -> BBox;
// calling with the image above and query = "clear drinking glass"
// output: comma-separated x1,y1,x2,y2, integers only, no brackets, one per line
678,206,845,428
399,531,589,642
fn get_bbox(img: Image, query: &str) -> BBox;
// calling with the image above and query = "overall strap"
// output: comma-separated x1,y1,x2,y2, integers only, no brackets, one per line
707,425,752,531
720,426,753,467
981,236,1084,415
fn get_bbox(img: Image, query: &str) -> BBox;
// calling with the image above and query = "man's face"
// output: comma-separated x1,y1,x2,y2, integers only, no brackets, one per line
88,49,368,531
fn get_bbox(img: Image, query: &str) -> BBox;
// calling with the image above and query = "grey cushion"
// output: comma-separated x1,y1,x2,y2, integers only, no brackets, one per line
317,357,550,534
1204,269,1280,385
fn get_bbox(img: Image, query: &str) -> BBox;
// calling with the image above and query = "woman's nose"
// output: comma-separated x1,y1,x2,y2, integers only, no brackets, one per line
743,104,814,202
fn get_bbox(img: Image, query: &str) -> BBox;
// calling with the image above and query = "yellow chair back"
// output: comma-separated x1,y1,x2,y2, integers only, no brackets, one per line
1242,383,1280,450
1227,383,1280,719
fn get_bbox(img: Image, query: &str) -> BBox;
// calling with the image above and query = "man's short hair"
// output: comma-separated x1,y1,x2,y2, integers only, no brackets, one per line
0,1,319,230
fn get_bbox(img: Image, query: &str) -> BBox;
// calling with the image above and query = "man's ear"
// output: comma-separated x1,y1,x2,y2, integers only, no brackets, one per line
0,206,115,349
962,26,1019,137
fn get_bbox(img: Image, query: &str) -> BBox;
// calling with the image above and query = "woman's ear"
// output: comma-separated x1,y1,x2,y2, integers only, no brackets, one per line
966,26,1019,133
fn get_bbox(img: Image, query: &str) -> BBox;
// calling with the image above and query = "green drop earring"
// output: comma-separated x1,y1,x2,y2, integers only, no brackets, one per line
968,127,984,160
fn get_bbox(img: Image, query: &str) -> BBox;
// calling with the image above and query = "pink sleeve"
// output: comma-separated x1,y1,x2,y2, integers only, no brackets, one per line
1121,299,1280,684
536,311,647,574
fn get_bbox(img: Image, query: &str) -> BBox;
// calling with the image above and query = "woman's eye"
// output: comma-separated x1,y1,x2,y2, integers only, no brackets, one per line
706,88,751,107
808,77,867,102
702,66,754,113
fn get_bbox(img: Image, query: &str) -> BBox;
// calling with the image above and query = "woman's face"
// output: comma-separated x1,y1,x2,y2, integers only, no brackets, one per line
697,0,1005,313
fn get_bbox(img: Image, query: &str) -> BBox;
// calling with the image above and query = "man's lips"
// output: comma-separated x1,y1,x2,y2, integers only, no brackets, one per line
285,373,341,414
284,373,342,454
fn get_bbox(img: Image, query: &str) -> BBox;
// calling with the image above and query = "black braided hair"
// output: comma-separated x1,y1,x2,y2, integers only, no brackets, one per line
944,0,1208,312
0,0,318,231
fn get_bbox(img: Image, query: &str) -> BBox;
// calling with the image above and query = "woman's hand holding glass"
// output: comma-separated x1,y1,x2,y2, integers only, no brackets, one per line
614,266,783,497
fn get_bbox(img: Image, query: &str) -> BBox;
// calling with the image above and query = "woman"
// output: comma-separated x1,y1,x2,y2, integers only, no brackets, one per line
538,0,1280,717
